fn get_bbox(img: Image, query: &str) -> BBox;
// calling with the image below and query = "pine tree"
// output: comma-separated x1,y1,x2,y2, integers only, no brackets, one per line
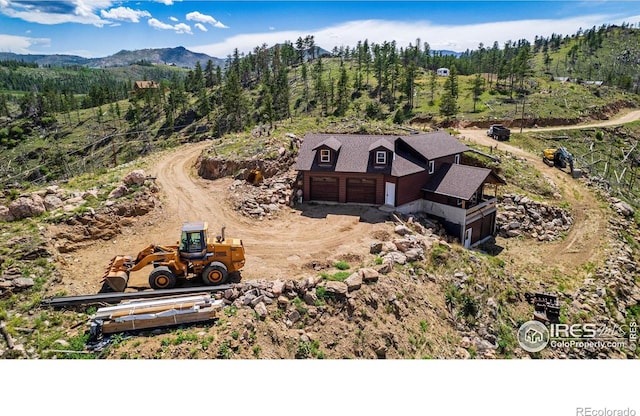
335,60,349,116
439,90,457,117
469,74,485,112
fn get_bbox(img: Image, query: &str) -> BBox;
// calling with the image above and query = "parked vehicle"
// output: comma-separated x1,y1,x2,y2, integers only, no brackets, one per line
487,124,510,141
101,222,245,292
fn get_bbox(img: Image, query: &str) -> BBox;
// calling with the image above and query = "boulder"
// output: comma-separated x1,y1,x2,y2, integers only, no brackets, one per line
43,195,64,211
303,290,318,305
271,279,285,296
614,201,634,218
108,184,129,199
324,281,348,296
0,205,13,222
123,170,147,186
344,272,363,292
253,301,268,319
394,225,411,236
8,195,46,219
12,277,34,289
360,268,380,283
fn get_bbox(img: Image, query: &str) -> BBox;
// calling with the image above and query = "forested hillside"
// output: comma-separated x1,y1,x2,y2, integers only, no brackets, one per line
1,24,640,187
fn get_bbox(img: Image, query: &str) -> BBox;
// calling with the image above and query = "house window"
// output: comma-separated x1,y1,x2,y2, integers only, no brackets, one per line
454,154,460,164
376,151,387,165
456,199,462,206
320,149,331,163
429,160,435,174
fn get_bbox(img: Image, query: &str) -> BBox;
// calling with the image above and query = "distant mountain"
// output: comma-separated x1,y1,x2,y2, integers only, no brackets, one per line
0,46,225,69
90,46,225,69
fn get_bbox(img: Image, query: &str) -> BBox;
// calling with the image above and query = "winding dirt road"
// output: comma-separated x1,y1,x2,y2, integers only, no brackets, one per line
57,110,640,293
59,141,391,293
458,109,640,277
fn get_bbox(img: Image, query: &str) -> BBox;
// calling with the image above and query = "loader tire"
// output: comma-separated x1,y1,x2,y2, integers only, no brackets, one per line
149,266,176,290
202,263,228,286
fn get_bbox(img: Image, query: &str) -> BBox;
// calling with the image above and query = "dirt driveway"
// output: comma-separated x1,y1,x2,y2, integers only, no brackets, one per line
56,110,640,294
58,141,392,293
457,110,640,276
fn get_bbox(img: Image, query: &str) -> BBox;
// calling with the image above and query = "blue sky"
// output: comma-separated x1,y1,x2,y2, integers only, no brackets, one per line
1,1,640,58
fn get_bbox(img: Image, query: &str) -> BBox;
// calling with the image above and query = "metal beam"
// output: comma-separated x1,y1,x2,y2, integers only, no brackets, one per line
41,285,233,308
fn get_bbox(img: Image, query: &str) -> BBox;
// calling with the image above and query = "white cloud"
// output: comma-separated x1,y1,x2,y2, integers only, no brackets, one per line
195,23,207,32
186,11,216,25
189,13,636,58
155,0,174,5
169,16,178,22
100,6,150,23
148,18,192,34
186,10,227,29
148,17,174,30
174,23,192,35
0,34,50,53
0,0,114,26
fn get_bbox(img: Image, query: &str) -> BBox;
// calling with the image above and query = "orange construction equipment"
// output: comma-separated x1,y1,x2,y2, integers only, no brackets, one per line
101,222,245,292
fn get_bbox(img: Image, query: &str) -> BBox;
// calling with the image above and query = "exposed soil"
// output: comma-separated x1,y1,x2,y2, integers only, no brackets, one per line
55,141,392,295
455,109,640,277
54,110,640,295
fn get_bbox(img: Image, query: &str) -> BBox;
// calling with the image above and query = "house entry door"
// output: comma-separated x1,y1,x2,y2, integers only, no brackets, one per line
385,182,395,206
464,228,473,248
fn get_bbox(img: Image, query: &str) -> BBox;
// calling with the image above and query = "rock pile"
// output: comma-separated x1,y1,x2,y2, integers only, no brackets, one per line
47,170,160,253
218,269,381,326
0,170,156,223
0,236,51,297
497,193,573,241
228,169,299,220
0,185,94,222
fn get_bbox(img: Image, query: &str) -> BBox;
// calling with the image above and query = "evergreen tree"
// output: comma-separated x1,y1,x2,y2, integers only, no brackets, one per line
469,73,485,112
439,90,457,117
205,59,216,88
335,60,350,116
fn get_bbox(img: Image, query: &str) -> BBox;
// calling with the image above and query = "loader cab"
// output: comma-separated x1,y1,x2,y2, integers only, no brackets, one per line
179,222,209,259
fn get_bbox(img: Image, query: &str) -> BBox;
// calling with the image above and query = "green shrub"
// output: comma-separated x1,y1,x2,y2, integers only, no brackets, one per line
333,261,350,270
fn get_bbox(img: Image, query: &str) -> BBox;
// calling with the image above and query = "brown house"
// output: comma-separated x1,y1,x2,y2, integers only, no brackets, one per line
134,80,159,90
295,132,506,247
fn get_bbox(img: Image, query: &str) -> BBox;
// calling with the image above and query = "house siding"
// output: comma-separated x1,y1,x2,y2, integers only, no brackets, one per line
396,171,430,206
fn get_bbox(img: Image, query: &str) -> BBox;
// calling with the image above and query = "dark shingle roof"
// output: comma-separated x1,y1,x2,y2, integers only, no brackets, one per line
422,163,504,200
399,132,469,160
295,132,468,176
313,136,342,151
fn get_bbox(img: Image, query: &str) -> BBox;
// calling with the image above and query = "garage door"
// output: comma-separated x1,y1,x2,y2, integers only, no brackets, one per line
346,178,376,204
310,176,339,201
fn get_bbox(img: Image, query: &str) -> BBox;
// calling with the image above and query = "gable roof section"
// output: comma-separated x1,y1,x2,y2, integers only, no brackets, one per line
368,138,394,152
295,132,468,176
313,136,342,151
423,163,505,200
399,132,469,160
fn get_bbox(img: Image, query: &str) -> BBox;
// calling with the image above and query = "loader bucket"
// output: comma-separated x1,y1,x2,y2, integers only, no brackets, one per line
101,255,133,292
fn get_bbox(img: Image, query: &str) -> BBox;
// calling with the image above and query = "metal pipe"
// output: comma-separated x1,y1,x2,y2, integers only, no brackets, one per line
41,285,233,308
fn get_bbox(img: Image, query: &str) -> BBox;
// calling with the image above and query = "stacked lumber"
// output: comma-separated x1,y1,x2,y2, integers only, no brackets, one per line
90,294,223,336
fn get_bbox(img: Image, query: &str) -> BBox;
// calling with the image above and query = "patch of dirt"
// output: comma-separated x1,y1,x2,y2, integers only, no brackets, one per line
53,141,393,295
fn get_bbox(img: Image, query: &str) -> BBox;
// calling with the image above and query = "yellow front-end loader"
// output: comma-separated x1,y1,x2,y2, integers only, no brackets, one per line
101,222,245,292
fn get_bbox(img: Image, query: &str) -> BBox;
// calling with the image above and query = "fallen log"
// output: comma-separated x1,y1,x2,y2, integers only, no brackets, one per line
0,321,15,349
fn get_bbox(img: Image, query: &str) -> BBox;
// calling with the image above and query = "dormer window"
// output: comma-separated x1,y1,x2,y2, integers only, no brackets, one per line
376,151,387,165
454,154,460,164
429,160,435,174
320,149,331,163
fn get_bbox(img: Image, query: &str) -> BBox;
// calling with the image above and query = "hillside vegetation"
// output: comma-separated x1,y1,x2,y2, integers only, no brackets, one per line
0,23,639,360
